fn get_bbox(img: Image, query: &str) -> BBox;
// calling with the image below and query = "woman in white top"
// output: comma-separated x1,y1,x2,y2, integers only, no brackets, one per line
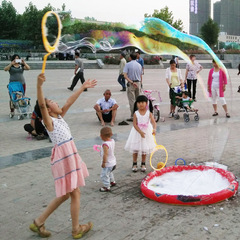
185,54,203,101
165,59,184,117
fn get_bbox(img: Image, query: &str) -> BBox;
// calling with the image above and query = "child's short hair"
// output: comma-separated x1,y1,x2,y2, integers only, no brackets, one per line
100,127,112,138
182,91,188,96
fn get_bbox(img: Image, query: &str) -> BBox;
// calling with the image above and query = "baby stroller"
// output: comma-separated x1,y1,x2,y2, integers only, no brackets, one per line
8,82,32,120
173,88,199,122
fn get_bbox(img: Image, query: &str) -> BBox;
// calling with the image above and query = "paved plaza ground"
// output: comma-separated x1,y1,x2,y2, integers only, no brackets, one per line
0,67,240,240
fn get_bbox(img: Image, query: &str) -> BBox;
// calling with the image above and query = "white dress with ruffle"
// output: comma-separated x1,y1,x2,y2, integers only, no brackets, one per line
125,110,156,154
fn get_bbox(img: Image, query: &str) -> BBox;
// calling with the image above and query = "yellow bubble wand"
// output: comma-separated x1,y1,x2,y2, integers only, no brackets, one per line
149,135,168,171
41,11,62,73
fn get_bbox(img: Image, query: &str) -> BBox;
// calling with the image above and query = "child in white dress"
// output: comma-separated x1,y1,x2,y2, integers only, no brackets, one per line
125,95,156,172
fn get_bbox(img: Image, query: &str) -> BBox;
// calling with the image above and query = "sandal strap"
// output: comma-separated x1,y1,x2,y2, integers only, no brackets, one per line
34,220,44,230
132,162,137,166
33,220,51,237
73,222,93,237
141,162,146,166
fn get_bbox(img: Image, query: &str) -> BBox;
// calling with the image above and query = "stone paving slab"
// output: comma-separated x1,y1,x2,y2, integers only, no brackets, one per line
0,68,240,240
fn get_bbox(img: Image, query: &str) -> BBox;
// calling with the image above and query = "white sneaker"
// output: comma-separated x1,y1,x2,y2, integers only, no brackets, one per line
141,166,146,172
168,112,173,118
132,165,138,172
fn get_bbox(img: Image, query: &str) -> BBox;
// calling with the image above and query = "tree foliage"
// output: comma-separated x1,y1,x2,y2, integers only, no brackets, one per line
200,18,219,49
0,1,70,49
144,7,184,31
0,0,18,39
0,2,188,52
19,3,56,46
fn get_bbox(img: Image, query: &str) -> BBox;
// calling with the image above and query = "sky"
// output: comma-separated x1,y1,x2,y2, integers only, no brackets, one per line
7,0,218,33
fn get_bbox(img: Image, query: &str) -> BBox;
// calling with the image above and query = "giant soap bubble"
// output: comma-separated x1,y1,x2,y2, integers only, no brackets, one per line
56,16,236,204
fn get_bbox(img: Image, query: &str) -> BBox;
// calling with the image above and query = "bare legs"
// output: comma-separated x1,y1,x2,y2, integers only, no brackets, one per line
222,104,228,114
170,104,176,114
212,104,229,114
212,104,217,113
212,104,230,117
133,153,138,164
110,109,117,126
94,104,117,126
132,153,146,172
70,188,81,232
35,194,70,226
34,188,80,232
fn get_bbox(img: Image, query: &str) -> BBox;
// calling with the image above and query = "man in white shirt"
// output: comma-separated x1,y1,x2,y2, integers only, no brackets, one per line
94,90,119,126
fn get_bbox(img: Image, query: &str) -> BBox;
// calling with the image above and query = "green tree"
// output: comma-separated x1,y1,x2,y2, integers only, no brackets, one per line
144,6,184,31
84,16,97,21
20,3,54,47
0,0,18,39
200,18,219,49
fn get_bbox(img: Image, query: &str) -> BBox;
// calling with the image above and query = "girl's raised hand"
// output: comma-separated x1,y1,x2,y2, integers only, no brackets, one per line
83,79,97,89
37,73,46,87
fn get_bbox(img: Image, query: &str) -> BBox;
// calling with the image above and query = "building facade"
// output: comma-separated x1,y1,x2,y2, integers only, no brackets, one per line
213,1,221,26
218,32,240,43
189,0,211,35
219,0,240,36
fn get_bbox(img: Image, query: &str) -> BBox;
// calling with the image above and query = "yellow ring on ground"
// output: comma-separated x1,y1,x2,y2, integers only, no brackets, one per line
149,136,168,171
41,11,61,73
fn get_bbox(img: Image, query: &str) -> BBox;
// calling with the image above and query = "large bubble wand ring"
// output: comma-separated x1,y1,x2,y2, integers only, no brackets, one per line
149,135,168,171
41,11,61,73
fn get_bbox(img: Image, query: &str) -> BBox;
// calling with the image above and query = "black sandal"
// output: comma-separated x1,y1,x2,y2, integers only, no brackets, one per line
226,113,230,118
212,112,218,116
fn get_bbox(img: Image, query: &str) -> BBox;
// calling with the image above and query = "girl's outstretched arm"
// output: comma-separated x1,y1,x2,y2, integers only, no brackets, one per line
61,79,97,117
37,73,53,131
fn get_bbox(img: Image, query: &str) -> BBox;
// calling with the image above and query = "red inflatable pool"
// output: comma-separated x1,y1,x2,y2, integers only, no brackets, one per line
141,165,238,205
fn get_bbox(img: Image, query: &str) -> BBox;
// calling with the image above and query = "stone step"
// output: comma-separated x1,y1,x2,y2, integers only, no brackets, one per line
0,60,232,70
0,61,99,70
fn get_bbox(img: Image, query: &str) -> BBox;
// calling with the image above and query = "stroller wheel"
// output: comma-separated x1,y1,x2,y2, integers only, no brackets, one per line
183,113,189,122
18,115,24,120
174,114,180,120
194,115,199,121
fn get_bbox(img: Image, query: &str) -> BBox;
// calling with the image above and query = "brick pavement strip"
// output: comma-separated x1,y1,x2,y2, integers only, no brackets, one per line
0,68,240,240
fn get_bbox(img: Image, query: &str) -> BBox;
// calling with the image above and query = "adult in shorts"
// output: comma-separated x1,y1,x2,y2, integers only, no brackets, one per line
94,90,119,126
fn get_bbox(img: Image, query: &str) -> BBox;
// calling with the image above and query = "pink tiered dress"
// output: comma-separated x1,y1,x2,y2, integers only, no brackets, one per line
46,116,89,197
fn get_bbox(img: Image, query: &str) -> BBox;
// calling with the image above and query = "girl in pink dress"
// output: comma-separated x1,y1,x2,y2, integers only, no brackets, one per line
29,73,97,239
